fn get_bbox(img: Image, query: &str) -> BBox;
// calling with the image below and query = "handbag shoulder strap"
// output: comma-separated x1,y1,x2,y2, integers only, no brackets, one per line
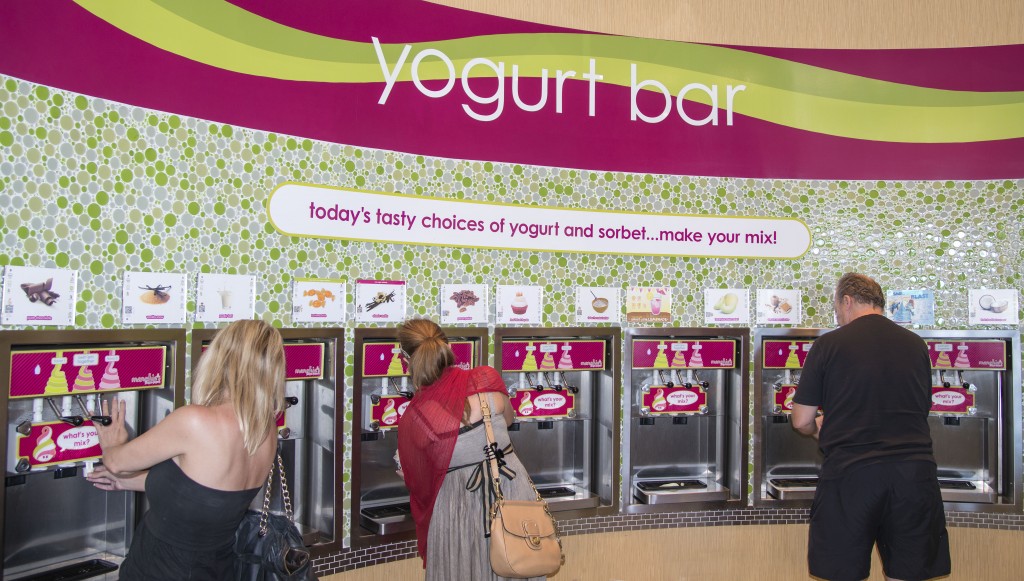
477,393,504,501
258,453,295,536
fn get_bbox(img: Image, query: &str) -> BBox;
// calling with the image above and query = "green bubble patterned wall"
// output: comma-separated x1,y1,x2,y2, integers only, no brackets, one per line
1,75,1022,544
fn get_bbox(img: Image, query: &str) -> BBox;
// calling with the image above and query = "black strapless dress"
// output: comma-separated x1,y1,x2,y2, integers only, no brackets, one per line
118,459,260,580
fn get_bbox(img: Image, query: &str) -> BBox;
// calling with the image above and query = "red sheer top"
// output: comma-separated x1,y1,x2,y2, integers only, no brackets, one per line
397,365,507,563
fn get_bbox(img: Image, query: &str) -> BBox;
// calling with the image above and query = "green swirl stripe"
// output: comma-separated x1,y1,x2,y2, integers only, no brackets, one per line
76,0,1024,142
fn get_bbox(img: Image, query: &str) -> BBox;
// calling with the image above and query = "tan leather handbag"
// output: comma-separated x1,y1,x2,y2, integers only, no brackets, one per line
479,394,563,579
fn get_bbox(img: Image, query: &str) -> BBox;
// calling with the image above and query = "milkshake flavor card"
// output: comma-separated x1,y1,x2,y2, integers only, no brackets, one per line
122,271,187,325
440,283,488,324
1,265,78,326
885,289,934,326
968,289,1019,325
704,289,750,325
756,289,802,325
292,278,346,323
496,285,543,325
576,287,620,323
625,286,672,323
355,279,407,323
195,273,256,323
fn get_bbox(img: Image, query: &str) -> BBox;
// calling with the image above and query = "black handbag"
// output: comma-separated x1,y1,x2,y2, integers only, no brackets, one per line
234,454,317,581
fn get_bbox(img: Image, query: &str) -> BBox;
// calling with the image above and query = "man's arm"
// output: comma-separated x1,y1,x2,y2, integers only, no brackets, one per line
791,403,821,439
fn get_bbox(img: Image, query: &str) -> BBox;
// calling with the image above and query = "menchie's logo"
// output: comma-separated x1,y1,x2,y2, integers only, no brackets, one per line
709,358,733,366
131,373,162,385
579,359,603,368
293,365,321,377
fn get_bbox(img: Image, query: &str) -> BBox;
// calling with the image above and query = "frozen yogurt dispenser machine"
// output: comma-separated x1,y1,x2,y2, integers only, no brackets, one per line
0,329,185,580
913,330,1021,511
192,327,344,554
351,326,488,548
753,328,828,506
623,328,748,512
494,326,621,517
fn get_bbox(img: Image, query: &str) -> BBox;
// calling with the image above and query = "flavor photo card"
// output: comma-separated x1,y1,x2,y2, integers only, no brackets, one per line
195,273,256,323
756,289,802,325
122,271,187,325
496,285,543,325
292,278,346,323
968,289,1019,325
705,289,750,324
885,289,934,326
1,265,78,326
440,284,488,324
576,287,620,323
626,286,672,323
355,279,406,322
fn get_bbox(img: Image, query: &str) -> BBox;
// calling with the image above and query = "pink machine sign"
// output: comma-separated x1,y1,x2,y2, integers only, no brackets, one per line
930,386,976,415
762,340,815,369
282,343,325,380
632,339,736,369
501,340,606,372
362,341,475,377
926,340,1006,370
17,421,102,468
510,390,575,420
774,385,799,414
641,386,707,415
369,394,412,431
9,346,168,399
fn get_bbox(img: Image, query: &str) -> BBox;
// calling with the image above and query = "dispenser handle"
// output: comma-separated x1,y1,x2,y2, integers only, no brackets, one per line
284,396,299,407
90,416,112,427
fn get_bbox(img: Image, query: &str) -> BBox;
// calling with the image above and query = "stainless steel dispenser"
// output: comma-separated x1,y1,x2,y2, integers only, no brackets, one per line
494,327,620,517
622,328,748,512
192,328,344,554
753,328,828,505
913,330,1021,511
351,327,488,547
0,329,185,580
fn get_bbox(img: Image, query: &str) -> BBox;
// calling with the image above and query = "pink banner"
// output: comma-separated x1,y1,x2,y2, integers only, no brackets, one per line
9,346,167,399
632,339,736,369
17,421,102,468
362,340,475,377
641,386,707,415
369,394,412,430
762,340,815,369
930,386,975,414
510,390,575,419
501,340,606,372
282,342,325,380
926,340,1006,370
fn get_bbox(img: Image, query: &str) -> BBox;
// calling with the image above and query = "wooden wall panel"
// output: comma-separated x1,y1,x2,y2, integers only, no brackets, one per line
322,526,1024,580
429,0,1024,48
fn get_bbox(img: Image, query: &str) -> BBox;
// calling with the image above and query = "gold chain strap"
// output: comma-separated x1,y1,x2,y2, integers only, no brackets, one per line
257,453,294,537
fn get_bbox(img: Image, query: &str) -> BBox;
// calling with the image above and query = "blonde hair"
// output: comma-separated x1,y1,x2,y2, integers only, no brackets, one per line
398,319,454,390
191,319,285,455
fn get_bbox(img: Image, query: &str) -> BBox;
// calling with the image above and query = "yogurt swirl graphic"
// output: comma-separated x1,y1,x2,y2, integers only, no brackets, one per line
518,392,535,416
33,426,57,463
381,399,399,425
652,389,668,411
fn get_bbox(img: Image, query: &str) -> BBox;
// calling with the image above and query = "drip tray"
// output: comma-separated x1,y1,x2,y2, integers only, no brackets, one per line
537,485,600,512
766,477,818,501
360,501,415,536
939,479,996,504
633,478,729,504
14,559,118,581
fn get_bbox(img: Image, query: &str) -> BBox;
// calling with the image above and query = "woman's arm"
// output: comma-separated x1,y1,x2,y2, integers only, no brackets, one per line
85,465,149,492
94,398,202,475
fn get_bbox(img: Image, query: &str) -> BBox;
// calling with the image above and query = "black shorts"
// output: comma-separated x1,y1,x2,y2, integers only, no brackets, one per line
808,461,950,581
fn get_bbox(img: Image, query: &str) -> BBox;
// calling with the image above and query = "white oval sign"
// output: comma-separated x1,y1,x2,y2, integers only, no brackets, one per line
398,401,410,416
57,426,99,451
667,390,699,407
534,393,567,410
932,391,966,407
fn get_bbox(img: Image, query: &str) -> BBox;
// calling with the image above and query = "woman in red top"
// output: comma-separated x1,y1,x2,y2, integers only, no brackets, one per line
396,319,545,581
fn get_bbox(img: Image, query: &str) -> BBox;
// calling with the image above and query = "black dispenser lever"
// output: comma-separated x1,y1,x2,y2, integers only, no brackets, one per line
45,398,83,427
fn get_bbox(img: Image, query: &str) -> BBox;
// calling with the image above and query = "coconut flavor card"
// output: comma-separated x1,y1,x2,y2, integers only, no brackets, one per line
496,285,543,325
440,284,488,324
355,279,406,322
122,271,187,325
756,289,802,325
704,289,750,324
1,265,78,326
968,289,1019,325
292,279,346,323
885,289,934,326
195,273,256,323
625,286,672,323
576,287,620,323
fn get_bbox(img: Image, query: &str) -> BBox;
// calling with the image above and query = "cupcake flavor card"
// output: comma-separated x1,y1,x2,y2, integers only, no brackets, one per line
576,287,620,323
1,265,78,325
496,285,543,324
440,284,488,324
122,271,187,325
968,289,1019,325
195,273,256,322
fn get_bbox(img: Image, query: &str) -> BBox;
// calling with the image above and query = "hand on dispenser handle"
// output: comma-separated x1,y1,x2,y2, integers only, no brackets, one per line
95,398,129,451
85,464,148,492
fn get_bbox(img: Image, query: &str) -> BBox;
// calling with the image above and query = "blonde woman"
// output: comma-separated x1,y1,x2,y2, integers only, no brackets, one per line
89,319,285,580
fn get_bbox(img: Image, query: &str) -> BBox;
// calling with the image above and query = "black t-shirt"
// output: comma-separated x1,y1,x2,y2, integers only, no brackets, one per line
793,314,935,479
